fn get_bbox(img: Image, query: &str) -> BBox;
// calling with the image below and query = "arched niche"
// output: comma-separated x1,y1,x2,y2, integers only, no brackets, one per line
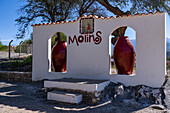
48,32,67,73
109,26,136,75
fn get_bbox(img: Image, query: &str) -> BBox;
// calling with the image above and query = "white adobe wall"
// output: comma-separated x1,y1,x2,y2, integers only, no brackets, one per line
32,13,166,87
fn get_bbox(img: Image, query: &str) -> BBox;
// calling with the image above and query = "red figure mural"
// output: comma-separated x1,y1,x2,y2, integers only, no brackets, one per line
87,23,90,32
52,32,67,72
113,36,135,75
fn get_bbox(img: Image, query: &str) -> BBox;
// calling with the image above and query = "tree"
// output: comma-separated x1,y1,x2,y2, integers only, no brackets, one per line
74,0,107,17
14,39,32,53
15,0,107,39
97,0,170,41
30,33,33,40
16,0,169,39
16,0,75,39
0,41,8,51
51,32,67,49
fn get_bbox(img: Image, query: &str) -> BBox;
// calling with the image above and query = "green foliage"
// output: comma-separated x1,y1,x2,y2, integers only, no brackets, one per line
13,55,32,67
0,45,8,51
167,57,170,61
51,32,67,49
0,55,32,72
0,41,8,51
24,55,32,64
14,39,32,53
112,65,116,69
14,46,19,53
23,39,32,44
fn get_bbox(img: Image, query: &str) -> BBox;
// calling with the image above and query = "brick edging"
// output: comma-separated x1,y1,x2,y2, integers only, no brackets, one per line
0,71,32,83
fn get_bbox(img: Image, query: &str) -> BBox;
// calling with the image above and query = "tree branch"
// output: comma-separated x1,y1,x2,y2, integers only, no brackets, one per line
97,0,126,16
81,0,95,16
96,0,129,40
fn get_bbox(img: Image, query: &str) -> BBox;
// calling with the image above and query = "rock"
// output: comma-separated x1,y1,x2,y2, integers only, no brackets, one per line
116,85,124,95
123,99,141,107
94,92,101,97
137,87,145,98
114,83,135,102
114,84,127,101
92,98,98,104
100,82,165,107
151,104,165,110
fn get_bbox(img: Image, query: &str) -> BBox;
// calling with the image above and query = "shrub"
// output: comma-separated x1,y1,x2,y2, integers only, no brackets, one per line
14,39,32,53
13,55,32,66
0,41,8,51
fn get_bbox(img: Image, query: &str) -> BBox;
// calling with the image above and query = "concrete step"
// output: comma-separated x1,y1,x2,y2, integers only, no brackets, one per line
47,91,82,104
44,78,110,93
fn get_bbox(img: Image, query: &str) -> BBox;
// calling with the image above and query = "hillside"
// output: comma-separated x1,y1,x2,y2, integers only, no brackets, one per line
111,37,169,56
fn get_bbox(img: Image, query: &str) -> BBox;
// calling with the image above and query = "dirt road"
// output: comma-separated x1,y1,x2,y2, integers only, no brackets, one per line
0,80,169,113
0,51,28,59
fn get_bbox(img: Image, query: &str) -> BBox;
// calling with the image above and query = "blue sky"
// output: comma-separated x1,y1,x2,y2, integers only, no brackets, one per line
0,0,169,46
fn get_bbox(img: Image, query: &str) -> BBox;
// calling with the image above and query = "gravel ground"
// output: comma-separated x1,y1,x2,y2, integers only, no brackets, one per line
164,77,170,110
0,80,170,113
0,51,28,60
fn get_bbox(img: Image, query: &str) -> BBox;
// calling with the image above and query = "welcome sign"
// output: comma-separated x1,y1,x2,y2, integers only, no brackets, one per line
32,13,166,87
68,31,102,46
68,17,102,46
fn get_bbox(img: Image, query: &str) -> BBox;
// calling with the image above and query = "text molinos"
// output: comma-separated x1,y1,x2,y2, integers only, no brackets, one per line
68,31,102,46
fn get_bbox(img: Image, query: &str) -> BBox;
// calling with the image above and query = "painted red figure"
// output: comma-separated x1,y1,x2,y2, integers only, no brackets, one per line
113,36,135,75
52,32,67,72
87,23,90,32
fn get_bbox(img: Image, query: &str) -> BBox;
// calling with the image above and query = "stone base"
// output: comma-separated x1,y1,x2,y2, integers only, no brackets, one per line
44,78,110,92
48,91,82,104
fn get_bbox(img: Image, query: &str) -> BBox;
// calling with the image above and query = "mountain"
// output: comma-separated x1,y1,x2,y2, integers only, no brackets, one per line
167,37,170,44
167,37,170,53
111,37,170,56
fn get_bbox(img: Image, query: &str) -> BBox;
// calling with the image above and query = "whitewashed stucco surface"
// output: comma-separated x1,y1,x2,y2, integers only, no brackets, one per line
32,13,166,87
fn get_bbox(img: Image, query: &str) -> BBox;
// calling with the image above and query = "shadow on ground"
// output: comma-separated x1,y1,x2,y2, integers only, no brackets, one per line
0,80,160,113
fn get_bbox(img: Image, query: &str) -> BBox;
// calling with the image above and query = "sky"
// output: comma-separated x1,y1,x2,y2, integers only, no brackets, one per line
0,0,169,46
